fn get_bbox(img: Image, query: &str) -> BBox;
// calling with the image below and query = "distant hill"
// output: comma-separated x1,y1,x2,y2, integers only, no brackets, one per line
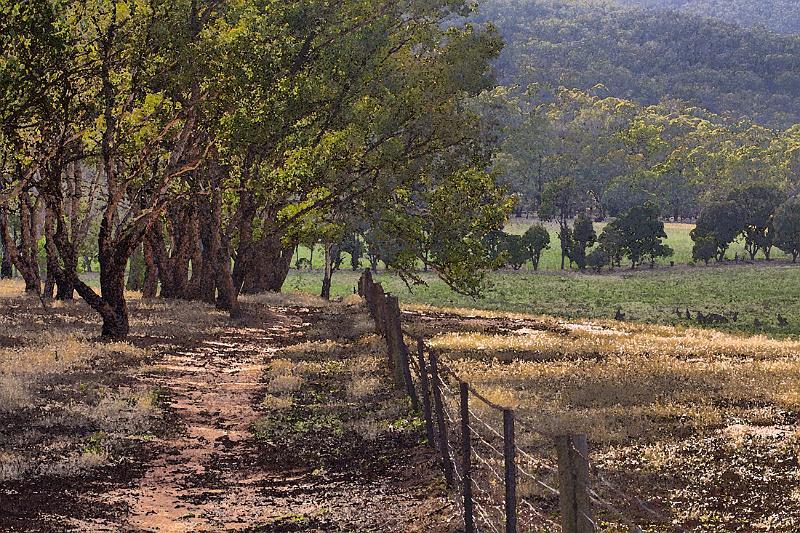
611,0,800,35
476,0,800,127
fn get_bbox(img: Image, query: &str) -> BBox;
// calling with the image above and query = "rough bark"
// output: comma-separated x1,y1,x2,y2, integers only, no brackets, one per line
126,244,145,291
0,246,11,279
152,205,195,299
142,237,159,298
0,194,42,293
210,184,239,318
186,200,205,300
321,242,333,300
241,233,295,293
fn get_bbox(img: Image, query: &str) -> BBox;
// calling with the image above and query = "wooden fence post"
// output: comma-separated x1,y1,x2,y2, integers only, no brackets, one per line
385,296,419,410
555,434,594,533
504,409,517,533
383,295,401,386
460,382,475,533
429,350,454,487
417,338,435,447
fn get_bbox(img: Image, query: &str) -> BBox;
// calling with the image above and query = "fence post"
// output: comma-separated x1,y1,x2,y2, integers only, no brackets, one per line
460,382,475,533
383,295,402,386
417,338,435,447
504,409,517,533
555,434,594,533
387,296,419,410
429,350,454,487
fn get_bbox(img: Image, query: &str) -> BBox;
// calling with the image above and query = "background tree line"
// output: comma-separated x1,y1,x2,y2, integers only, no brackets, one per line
481,86,800,223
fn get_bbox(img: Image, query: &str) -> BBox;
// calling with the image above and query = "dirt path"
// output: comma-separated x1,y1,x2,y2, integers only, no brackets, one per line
58,302,454,532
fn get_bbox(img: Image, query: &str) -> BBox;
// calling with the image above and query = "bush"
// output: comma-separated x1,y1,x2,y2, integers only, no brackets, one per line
586,247,609,272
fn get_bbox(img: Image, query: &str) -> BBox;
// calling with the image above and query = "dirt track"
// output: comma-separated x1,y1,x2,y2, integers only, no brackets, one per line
1,301,455,532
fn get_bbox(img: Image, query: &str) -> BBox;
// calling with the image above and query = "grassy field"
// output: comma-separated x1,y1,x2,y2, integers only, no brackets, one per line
285,262,800,337
292,219,789,272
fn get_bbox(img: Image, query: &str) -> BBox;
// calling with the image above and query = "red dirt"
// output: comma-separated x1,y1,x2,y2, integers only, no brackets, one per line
0,302,456,532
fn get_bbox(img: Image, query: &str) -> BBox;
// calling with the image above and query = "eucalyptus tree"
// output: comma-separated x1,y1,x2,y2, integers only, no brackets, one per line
211,0,507,302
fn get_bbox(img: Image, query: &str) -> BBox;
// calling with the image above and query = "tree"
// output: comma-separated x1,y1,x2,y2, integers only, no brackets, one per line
540,176,579,270
728,185,786,260
690,200,745,262
692,235,718,265
774,197,800,262
521,224,550,270
570,212,596,270
483,229,508,267
0,0,511,339
586,247,609,272
602,202,673,268
502,233,528,270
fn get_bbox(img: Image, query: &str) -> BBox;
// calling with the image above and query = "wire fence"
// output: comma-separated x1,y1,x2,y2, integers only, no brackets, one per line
358,270,686,533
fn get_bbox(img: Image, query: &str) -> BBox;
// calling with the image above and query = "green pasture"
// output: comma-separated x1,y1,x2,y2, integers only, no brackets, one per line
285,262,800,337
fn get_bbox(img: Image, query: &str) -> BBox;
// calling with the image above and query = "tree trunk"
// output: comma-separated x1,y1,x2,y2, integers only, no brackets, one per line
142,238,158,298
186,203,204,300
43,210,59,300
197,217,217,303
321,242,333,300
126,244,145,291
0,250,11,279
0,201,41,293
241,232,295,293
73,260,129,339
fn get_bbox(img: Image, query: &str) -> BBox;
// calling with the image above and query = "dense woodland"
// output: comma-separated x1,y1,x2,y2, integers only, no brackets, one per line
612,0,800,34
475,0,800,127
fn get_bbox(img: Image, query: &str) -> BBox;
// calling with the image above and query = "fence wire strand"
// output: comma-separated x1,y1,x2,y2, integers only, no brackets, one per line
362,276,685,533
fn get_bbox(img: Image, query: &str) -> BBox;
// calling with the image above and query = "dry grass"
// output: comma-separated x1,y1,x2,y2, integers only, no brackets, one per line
0,280,164,484
241,291,332,308
415,303,800,531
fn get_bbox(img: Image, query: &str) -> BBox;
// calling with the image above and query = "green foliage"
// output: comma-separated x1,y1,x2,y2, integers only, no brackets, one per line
475,0,800,127
613,0,800,35
602,202,673,267
691,235,718,266
691,200,745,262
570,212,596,270
501,233,527,270
728,185,786,260
522,224,550,271
586,247,609,273
774,197,800,263
539,176,577,224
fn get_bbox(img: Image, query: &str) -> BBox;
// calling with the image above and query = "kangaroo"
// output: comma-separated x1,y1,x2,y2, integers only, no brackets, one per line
777,314,789,327
675,307,683,319
707,313,729,324
615,307,625,321
729,312,739,323
695,311,707,325
685,308,692,320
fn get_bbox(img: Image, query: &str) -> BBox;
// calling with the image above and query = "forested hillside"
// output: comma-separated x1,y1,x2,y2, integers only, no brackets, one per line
612,0,800,34
476,0,800,127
